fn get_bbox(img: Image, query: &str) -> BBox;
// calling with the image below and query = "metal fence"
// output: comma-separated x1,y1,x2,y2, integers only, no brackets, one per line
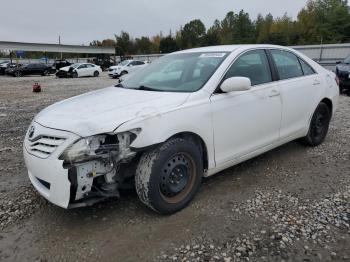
2,43,350,70
292,43,350,70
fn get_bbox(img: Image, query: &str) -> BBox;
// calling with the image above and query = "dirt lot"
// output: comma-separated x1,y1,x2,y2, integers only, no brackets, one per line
0,73,349,262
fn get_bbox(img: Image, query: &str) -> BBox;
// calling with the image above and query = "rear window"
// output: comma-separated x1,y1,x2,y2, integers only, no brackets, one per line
299,59,315,76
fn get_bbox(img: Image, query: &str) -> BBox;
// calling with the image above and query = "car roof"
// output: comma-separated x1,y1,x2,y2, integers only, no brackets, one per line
175,44,292,54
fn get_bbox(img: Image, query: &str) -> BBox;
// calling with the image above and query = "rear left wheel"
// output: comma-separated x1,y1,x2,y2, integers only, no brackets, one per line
300,102,331,147
135,138,203,214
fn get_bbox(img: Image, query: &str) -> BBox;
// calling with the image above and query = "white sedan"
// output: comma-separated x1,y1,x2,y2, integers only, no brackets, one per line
56,63,102,78
108,60,147,78
24,45,338,214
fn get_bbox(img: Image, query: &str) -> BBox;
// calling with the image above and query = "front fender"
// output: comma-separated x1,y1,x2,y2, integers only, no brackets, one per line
115,99,215,169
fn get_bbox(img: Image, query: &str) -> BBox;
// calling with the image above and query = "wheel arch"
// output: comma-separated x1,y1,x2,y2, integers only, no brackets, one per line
320,98,333,117
166,132,209,172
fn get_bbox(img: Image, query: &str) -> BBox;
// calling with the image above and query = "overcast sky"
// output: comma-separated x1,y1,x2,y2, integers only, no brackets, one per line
1,0,309,45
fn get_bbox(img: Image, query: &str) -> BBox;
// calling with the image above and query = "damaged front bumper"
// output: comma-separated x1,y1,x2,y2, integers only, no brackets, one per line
23,122,138,208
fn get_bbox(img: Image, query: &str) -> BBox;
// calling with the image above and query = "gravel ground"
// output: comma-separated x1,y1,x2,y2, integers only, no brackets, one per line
0,74,349,261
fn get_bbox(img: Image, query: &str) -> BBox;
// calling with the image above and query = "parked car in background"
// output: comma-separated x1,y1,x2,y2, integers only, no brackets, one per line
108,60,147,78
24,45,339,214
336,55,350,93
117,65,147,83
4,63,23,74
5,63,53,77
0,61,11,75
53,59,71,71
56,63,102,78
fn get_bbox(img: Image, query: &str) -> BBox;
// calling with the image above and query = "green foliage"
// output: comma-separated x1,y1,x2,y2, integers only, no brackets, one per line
181,19,206,48
159,36,179,53
90,0,350,54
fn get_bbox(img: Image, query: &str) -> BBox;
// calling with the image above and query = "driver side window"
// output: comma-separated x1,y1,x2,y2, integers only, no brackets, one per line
225,50,272,86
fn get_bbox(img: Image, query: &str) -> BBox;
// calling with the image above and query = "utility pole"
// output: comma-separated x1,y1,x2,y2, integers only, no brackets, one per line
59,35,63,60
319,36,323,63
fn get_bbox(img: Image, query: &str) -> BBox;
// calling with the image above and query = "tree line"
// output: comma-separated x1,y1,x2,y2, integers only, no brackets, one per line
90,0,350,55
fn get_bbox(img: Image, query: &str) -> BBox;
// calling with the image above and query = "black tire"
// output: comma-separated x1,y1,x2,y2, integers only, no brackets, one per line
93,71,99,77
135,138,203,214
300,102,331,147
42,70,49,76
72,72,78,78
14,71,22,77
120,71,128,76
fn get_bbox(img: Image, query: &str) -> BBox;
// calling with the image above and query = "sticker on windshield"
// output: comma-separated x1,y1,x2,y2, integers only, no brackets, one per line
199,53,226,58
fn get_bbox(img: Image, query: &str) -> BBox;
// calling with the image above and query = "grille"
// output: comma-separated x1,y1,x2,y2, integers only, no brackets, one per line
28,135,66,158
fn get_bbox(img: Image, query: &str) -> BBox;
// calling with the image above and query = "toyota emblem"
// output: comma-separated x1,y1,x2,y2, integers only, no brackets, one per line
28,125,35,139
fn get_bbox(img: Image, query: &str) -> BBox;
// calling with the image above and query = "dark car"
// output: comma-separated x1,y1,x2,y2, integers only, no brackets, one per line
336,55,350,93
53,59,71,70
6,63,53,77
1,63,22,75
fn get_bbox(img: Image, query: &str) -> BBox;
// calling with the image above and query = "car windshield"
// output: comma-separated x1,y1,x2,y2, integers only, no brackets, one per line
119,60,130,66
70,63,81,68
344,55,350,64
121,52,229,92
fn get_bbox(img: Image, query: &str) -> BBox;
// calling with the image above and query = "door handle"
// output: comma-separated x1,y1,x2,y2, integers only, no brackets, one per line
268,89,280,97
313,79,321,85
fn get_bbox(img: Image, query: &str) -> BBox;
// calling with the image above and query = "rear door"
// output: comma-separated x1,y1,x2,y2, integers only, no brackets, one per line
77,64,88,77
85,64,95,76
268,49,321,139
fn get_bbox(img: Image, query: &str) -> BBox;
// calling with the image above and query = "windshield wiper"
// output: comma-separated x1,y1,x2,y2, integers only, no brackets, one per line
138,85,162,92
114,83,124,88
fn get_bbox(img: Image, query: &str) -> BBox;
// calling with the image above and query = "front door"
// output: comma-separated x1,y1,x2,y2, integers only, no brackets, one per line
210,49,282,165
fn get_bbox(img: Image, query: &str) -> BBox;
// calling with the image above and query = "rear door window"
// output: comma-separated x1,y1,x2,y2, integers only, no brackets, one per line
270,50,303,80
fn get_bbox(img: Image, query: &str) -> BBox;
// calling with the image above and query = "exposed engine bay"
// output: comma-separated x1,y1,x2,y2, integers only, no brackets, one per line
60,130,140,207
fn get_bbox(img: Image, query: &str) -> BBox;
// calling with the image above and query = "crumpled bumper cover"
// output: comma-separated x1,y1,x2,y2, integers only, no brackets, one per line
24,145,71,208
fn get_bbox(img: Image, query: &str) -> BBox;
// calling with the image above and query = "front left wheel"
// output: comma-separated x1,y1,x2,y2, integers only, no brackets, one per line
93,71,99,77
135,138,203,214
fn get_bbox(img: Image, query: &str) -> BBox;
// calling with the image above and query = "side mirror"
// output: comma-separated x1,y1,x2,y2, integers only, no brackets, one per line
220,77,252,93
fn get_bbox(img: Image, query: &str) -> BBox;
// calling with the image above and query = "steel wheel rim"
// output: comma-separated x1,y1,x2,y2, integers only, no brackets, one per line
159,152,196,204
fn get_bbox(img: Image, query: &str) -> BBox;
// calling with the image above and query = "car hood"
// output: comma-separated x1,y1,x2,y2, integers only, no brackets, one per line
337,64,350,72
34,86,190,137
59,65,74,72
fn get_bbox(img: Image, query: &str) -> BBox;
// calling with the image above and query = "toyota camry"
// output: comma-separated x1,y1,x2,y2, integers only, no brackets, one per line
23,45,339,214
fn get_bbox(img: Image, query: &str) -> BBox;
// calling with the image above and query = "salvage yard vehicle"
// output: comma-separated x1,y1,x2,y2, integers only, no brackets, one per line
56,63,102,78
336,54,350,93
2,63,23,75
52,59,71,71
24,45,339,214
6,63,54,77
0,61,11,75
108,60,147,78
